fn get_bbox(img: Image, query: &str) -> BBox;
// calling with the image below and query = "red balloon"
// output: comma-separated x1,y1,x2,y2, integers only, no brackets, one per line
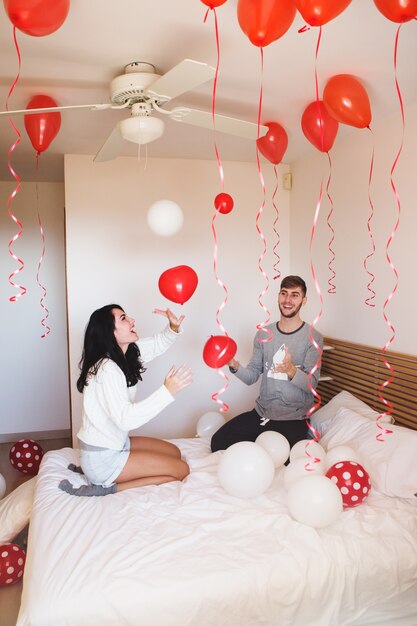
237,0,297,47
9,438,44,475
326,461,371,508
0,544,26,587
201,0,227,7
158,265,198,305
203,335,237,368
323,74,372,129
373,0,417,22
256,121,288,164
24,95,61,154
214,193,234,214
4,0,70,37
294,0,352,26
301,100,339,152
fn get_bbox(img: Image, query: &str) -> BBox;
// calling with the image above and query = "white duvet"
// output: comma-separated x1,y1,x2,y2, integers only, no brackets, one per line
17,438,417,626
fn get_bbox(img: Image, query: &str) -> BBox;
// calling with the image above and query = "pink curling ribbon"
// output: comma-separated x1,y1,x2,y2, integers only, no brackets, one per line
272,165,281,281
205,6,230,413
255,47,272,343
364,129,376,307
326,152,336,294
314,27,336,295
35,173,51,338
376,24,404,441
6,27,26,302
305,184,325,464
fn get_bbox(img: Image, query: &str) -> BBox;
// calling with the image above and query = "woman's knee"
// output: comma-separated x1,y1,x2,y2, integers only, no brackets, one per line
176,459,190,481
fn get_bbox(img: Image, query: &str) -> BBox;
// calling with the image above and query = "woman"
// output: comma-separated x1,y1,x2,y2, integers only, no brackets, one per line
60,304,192,496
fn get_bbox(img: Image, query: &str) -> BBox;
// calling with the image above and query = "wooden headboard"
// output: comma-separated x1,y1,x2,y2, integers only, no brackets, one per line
318,337,417,431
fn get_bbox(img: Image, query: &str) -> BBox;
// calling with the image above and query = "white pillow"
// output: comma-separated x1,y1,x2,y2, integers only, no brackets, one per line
0,477,36,544
310,390,391,436
320,407,417,499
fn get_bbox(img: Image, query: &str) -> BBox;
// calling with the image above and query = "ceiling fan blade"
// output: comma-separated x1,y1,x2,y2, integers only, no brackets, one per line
146,59,215,102
0,103,112,117
173,108,268,140
93,124,126,162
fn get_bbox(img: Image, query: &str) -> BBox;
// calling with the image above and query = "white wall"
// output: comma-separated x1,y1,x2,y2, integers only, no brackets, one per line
0,181,70,440
65,155,291,441
290,101,417,356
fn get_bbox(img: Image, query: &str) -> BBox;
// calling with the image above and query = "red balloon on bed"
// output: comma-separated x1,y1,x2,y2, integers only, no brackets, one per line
326,460,371,508
0,544,26,587
9,439,44,475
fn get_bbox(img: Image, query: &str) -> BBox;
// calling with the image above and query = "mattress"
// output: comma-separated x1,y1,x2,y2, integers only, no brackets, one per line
17,438,417,626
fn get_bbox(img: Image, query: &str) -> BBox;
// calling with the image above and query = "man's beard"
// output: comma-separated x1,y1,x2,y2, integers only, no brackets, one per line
279,302,303,318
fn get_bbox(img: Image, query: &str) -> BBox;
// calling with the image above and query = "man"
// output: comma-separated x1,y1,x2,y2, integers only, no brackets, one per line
211,275,323,452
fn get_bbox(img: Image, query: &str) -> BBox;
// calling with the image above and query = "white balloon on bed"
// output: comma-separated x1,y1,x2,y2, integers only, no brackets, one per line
0,473,6,500
196,412,226,438
287,474,343,528
284,456,325,491
324,445,361,470
255,431,290,467
289,439,326,463
218,441,275,499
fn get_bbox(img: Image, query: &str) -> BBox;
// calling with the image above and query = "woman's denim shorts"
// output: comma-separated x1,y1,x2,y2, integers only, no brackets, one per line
78,437,130,487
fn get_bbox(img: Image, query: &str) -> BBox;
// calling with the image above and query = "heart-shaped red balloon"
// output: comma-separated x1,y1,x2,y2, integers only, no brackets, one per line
158,265,198,305
301,100,339,152
256,122,288,165
203,335,237,369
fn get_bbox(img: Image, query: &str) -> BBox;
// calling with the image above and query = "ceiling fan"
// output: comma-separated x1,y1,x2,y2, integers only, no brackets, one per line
0,59,268,162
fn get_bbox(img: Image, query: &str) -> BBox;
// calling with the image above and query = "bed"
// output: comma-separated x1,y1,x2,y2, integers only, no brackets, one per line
16,338,417,626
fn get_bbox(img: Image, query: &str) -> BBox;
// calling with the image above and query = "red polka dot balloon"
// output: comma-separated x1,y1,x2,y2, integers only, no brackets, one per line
0,544,26,587
9,439,44,475
326,461,371,508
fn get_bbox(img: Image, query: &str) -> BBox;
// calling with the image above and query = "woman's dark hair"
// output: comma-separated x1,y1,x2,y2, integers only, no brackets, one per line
77,304,145,392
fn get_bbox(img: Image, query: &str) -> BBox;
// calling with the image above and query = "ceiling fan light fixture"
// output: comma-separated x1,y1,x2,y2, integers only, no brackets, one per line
119,115,165,145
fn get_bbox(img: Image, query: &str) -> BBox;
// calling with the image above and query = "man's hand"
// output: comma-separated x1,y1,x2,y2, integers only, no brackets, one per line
271,347,297,379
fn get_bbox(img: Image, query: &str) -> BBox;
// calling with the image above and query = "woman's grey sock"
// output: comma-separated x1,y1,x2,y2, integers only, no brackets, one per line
59,479,116,497
68,463,84,474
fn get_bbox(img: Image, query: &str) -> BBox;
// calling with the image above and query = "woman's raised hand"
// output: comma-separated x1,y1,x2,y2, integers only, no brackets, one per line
164,365,193,396
153,308,185,333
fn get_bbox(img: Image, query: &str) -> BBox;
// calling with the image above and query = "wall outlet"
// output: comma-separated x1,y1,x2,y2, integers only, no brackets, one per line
283,172,292,190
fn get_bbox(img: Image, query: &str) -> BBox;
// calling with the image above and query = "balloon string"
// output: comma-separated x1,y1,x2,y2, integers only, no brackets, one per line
35,171,50,338
305,180,324,440
272,165,281,281
326,151,336,293
6,27,26,302
211,369,230,414
206,7,225,190
211,210,229,336
364,127,376,307
255,46,272,342
377,24,404,441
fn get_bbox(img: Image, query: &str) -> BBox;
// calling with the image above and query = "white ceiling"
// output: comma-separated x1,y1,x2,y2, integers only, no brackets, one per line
0,0,416,182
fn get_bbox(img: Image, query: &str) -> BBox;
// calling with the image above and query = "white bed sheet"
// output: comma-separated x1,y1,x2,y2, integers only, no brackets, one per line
17,438,417,626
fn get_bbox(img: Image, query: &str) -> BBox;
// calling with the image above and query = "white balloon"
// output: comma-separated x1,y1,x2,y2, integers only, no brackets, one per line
255,431,290,468
289,439,326,463
196,412,226,438
0,473,6,500
218,441,275,499
284,456,325,491
147,200,184,237
325,445,361,471
287,474,343,528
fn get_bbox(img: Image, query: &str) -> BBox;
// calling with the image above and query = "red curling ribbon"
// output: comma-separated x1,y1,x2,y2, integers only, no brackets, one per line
272,165,281,281
306,183,324,432
376,24,404,441
211,369,230,414
205,6,230,413
326,152,336,294
35,175,50,338
6,27,26,302
364,128,376,307
255,47,272,343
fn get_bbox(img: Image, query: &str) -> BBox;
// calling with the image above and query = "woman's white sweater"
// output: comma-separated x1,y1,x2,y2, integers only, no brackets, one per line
77,325,180,450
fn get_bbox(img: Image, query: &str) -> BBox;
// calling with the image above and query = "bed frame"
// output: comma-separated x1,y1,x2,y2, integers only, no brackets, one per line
318,337,417,431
